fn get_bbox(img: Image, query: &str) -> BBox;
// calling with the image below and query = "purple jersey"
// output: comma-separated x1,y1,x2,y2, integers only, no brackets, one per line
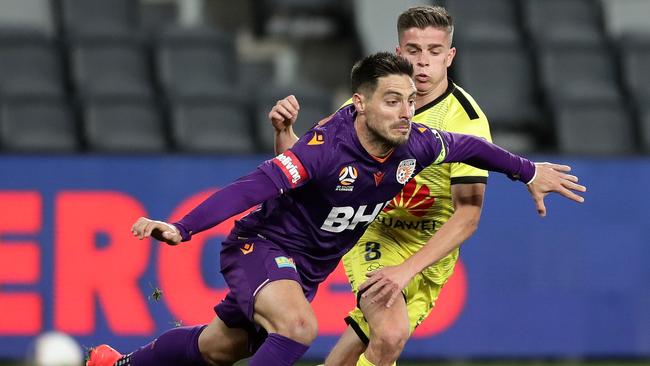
232,105,472,283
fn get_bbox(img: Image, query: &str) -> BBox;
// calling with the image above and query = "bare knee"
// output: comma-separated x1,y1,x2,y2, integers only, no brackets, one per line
272,311,318,345
368,325,408,360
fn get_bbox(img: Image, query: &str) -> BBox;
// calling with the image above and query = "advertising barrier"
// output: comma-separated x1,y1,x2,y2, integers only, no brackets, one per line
0,156,648,360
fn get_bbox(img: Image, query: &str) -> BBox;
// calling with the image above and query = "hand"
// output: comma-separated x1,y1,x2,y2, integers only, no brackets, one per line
131,217,181,245
268,95,300,132
358,264,414,308
527,162,587,217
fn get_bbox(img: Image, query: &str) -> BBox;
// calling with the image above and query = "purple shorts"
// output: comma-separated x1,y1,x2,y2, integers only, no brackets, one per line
214,234,317,351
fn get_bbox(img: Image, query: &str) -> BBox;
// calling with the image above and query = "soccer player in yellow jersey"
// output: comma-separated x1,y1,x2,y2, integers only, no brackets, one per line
270,6,513,366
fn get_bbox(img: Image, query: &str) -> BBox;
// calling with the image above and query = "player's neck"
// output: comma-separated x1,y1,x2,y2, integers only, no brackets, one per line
354,117,394,158
416,78,449,107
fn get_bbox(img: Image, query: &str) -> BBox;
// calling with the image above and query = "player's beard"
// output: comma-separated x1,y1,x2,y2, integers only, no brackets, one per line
366,118,410,148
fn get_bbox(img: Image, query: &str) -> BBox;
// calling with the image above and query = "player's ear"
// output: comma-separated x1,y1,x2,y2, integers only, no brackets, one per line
446,47,457,67
352,93,366,113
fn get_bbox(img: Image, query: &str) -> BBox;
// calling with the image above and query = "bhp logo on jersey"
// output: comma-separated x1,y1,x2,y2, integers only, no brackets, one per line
273,151,308,188
321,202,390,233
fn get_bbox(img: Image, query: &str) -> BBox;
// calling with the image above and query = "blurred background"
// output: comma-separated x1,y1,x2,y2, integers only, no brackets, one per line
0,0,648,365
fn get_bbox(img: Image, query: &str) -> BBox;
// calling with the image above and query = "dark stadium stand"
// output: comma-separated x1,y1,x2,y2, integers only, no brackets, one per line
522,0,607,45
0,97,77,152
446,0,522,44
57,0,140,39
69,37,154,99
169,95,255,154
0,0,648,155
0,32,65,98
82,97,167,153
553,99,635,155
153,26,238,99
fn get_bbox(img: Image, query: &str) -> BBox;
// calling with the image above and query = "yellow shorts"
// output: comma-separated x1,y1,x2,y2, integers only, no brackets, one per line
342,229,454,343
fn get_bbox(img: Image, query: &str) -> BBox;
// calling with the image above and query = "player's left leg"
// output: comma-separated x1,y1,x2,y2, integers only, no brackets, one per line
322,325,366,366
357,292,409,366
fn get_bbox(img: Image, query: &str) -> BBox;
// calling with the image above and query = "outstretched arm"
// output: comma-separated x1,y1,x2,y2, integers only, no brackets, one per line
269,95,300,154
360,183,485,307
434,131,586,215
131,169,279,245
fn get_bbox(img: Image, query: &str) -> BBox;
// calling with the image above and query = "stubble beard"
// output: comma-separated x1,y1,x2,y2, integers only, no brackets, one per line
366,118,410,150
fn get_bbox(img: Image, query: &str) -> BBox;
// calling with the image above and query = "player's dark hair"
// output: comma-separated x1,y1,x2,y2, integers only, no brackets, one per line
350,52,413,95
397,6,454,41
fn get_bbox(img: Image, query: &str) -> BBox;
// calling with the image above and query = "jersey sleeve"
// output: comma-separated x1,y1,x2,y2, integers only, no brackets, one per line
258,124,330,193
445,93,492,184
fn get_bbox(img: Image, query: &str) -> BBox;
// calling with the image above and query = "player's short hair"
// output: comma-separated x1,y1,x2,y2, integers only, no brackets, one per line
397,6,454,42
350,52,413,95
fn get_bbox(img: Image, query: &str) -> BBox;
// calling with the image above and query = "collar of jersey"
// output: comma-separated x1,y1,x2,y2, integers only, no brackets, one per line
414,78,456,116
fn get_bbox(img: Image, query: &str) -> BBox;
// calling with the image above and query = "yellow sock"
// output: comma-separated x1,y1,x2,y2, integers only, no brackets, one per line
356,353,376,366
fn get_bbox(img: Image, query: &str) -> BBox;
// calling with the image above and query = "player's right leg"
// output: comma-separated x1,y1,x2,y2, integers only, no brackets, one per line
198,315,251,365
87,316,250,366
248,279,318,365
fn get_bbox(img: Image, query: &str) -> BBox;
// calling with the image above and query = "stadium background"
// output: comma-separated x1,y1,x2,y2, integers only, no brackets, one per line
0,0,649,365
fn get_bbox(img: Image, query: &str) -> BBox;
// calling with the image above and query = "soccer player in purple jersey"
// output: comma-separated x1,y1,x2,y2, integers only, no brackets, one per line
87,52,585,366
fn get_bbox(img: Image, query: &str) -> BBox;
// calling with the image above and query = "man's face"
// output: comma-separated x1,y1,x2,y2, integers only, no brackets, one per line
397,26,456,95
359,74,416,147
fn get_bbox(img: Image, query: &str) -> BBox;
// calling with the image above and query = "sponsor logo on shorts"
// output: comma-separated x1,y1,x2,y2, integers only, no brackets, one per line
396,159,416,184
274,256,296,271
273,151,308,188
240,243,254,255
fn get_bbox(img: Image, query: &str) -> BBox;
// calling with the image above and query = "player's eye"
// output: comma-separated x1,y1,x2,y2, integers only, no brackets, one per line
386,100,398,106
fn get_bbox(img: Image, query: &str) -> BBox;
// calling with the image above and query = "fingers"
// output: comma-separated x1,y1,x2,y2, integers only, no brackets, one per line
131,217,180,244
358,273,380,292
285,95,300,111
557,187,585,203
131,217,150,239
542,162,572,173
562,180,587,194
269,96,300,125
535,196,547,217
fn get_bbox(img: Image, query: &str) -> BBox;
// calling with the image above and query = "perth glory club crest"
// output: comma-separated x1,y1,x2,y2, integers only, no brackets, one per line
396,159,416,184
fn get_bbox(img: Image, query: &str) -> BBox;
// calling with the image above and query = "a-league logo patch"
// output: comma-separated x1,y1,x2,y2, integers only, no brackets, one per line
274,256,297,271
396,159,416,184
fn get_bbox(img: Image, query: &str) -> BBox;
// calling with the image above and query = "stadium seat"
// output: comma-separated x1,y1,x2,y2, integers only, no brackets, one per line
82,97,168,153
254,84,332,153
446,0,522,44
154,26,237,99
0,33,65,98
523,0,606,45
69,38,153,99
553,100,635,155
453,42,543,131
537,43,622,103
639,105,650,153
57,0,139,39
490,130,537,155
0,97,78,152
170,96,255,154
619,35,650,104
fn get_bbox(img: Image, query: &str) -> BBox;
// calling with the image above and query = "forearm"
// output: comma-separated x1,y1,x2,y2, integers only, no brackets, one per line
174,169,279,241
274,127,299,155
402,208,479,277
442,132,536,183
